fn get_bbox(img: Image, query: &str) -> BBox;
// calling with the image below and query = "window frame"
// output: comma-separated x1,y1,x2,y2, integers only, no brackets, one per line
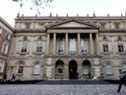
103,44,109,52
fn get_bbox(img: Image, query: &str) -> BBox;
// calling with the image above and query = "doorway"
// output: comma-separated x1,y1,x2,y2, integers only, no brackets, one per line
55,60,64,79
69,60,78,79
81,60,92,80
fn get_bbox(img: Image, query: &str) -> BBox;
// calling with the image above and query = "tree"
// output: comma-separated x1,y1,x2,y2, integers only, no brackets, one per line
12,0,54,15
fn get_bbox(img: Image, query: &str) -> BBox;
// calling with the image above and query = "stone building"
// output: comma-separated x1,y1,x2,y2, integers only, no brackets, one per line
0,17,13,80
7,15,126,80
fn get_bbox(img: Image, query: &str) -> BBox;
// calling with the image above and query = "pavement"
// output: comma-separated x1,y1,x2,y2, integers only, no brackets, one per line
0,84,126,95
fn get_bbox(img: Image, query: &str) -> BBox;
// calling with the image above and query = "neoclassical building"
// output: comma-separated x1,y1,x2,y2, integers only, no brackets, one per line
0,17,13,79
7,15,126,80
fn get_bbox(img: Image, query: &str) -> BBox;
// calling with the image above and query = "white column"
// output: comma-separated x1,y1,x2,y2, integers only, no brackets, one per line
47,33,50,54
89,33,94,55
53,33,56,55
96,33,99,55
65,33,68,55
77,33,80,55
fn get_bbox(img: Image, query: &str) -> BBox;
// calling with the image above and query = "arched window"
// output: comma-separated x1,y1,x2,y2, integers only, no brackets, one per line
33,62,41,75
55,60,64,79
55,60,64,74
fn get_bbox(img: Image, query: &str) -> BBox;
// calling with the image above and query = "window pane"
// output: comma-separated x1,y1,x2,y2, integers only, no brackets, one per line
103,44,108,52
33,64,41,74
118,44,124,52
69,39,76,54
18,66,23,73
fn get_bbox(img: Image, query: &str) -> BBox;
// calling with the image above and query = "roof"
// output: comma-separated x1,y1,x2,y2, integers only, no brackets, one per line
0,16,14,32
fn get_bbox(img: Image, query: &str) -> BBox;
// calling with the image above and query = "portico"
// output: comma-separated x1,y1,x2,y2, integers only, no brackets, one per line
46,32,98,56
45,20,101,80
46,19,99,56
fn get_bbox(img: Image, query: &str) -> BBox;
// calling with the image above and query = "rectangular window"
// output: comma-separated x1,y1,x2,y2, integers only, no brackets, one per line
18,66,23,73
69,39,76,54
103,44,109,52
36,46,42,52
20,41,27,53
118,44,124,52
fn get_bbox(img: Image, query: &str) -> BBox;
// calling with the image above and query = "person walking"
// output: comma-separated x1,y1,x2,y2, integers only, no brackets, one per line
11,73,16,81
117,71,126,93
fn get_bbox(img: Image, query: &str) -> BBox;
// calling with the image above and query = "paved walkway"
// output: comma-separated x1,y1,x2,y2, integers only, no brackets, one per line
0,84,126,95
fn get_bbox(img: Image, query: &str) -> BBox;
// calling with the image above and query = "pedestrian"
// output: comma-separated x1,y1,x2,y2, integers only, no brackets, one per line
11,73,16,81
117,71,126,93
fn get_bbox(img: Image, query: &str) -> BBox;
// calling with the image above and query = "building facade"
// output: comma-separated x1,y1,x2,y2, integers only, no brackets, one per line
7,15,126,80
0,17,13,80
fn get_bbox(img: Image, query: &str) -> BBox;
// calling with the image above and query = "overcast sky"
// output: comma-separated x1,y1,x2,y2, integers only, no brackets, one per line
1,0,126,26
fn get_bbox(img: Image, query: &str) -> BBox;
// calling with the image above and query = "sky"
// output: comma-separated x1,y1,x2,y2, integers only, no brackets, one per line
1,0,126,26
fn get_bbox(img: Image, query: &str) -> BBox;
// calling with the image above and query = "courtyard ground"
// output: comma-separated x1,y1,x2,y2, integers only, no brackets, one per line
0,84,126,95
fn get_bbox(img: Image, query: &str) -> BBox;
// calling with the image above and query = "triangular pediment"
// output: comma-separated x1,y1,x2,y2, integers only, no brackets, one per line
57,21,90,28
47,20,97,29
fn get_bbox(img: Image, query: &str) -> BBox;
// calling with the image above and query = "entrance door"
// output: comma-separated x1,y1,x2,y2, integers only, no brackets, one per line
69,60,78,79
55,60,64,79
81,60,92,80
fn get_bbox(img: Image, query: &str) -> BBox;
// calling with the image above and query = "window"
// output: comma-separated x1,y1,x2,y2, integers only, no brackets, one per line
121,63,126,72
4,43,9,54
20,37,28,53
36,39,43,53
58,47,64,54
103,36,108,41
33,62,41,75
18,66,23,73
80,39,88,55
103,44,109,52
69,39,76,54
117,36,122,41
7,34,11,40
1,42,9,54
57,39,64,54
103,63,113,79
21,48,27,53
118,44,124,52
36,46,43,52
